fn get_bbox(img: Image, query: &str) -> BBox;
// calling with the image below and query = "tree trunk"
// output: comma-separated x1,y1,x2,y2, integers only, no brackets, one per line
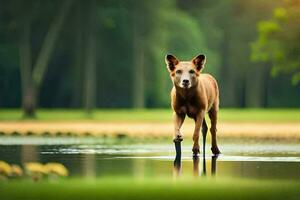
219,29,236,107
132,38,145,108
32,0,74,87
245,65,263,107
83,0,97,115
262,63,271,108
18,0,74,118
19,16,37,117
132,4,145,108
22,84,37,117
72,0,83,107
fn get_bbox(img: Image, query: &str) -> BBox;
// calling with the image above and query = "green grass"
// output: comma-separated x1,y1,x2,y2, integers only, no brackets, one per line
0,108,299,122
1,177,300,200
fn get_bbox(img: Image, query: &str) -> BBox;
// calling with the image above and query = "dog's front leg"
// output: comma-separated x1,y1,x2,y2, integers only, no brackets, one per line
192,110,205,155
173,112,185,142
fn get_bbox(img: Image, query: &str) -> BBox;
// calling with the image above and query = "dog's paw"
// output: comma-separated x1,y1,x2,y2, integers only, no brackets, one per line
211,146,221,155
173,135,183,143
192,145,200,156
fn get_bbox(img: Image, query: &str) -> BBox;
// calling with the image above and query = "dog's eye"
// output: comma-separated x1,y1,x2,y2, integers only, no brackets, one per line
189,70,195,74
176,70,182,74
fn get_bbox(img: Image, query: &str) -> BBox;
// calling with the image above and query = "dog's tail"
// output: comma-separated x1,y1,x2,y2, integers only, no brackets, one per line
201,118,208,155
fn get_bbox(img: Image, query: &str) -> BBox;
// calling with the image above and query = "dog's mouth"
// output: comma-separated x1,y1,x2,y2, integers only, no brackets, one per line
182,83,190,89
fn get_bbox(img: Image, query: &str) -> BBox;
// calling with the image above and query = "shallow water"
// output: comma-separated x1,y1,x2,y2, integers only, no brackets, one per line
0,136,300,179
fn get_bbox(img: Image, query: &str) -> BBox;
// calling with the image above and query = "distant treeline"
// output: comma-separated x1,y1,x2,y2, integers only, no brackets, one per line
0,0,299,116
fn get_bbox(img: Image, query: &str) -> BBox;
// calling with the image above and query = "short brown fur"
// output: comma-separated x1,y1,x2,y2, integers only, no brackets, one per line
165,54,221,155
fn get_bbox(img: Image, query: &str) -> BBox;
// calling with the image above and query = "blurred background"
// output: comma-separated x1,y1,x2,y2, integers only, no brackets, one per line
0,0,299,118
1,1,300,199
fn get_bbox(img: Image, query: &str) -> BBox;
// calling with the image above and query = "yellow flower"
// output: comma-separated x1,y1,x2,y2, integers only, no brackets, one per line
24,162,47,175
11,164,23,176
0,161,12,176
44,163,69,177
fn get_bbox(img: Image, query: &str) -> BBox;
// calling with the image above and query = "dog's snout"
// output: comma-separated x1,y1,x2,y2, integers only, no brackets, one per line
183,79,189,84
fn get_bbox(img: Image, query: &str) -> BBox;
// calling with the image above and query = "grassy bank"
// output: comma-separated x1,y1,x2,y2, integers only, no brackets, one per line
0,108,300,122
0,109,300,139
1,177,300,200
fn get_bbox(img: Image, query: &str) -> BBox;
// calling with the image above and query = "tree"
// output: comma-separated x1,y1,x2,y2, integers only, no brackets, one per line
71,0,84,108
83,0,97,115
179,0,280,107
251,0,300,85
18,0,74,117
131,0,145,108
143,0,212,107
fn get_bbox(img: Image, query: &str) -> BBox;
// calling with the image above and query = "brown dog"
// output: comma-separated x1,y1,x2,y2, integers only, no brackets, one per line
165,54,221,155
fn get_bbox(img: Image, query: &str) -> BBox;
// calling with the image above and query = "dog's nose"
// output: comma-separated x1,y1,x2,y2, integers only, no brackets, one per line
183,79,189,84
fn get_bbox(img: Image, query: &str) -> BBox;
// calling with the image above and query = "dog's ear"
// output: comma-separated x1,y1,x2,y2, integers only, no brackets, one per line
192,54,206,71
165,54,179,72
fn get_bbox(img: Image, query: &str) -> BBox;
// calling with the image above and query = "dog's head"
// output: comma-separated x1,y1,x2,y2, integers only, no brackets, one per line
165,54,206,89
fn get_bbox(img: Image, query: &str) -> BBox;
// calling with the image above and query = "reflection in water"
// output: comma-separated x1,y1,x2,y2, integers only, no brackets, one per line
173,141,218,178
173,142,182,177
193,156,200,176
211,155,218,176
1,138,300,179
21,145,38,163
82,154,96,177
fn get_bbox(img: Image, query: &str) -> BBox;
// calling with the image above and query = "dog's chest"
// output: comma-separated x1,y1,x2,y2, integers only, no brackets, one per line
178,103,199,118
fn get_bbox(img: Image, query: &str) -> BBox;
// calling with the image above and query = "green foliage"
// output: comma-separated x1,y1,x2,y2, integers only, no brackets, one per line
251,0,300,84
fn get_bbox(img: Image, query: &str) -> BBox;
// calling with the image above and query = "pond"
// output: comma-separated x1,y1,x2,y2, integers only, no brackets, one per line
1,136,300,180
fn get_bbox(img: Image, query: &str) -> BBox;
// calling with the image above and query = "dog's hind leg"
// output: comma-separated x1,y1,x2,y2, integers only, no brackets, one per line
192,110,205,156
208,108,221,155
201,118,208,156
